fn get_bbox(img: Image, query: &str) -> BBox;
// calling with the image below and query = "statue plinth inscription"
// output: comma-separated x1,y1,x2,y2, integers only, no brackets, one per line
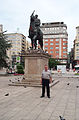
22,49,50,86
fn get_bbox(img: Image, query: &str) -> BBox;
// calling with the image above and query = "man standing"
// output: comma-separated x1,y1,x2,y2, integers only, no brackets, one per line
40,65,52,98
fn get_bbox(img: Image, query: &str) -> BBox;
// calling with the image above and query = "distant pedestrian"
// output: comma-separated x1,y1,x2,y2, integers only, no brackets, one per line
73,68,75,72
40,64,52,98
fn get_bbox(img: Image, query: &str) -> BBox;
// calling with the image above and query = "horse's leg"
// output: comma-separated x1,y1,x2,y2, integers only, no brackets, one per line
35,39,37,49
41,40,43,50
33,35,37,49
39,38,43,50
31,39,33,49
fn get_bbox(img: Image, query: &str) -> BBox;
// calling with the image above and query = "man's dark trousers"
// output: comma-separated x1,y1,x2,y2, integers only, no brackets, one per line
42,79,50,97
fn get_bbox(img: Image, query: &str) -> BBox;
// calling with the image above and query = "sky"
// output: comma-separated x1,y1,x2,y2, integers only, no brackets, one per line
0,0,79,52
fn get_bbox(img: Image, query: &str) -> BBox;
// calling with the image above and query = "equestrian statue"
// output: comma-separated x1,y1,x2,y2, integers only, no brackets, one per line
28,10,43,49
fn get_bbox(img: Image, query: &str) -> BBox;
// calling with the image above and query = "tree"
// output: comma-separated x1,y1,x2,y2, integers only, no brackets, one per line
0,32,11,68
16,64,24,74
48,58,60,69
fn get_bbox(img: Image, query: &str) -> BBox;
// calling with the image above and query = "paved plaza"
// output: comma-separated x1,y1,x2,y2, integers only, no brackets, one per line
0,74,79,120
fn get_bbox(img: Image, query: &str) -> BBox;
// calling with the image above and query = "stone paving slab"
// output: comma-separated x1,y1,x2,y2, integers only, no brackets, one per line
0,76,79,120
8,79,59,87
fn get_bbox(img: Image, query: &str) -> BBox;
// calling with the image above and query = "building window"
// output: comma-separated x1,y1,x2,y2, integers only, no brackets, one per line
22,40,25,42
56,47,59,49
11,48,16,51
76,49,79,51
56,43,59,45
63,55,67,57
63,39,67,41
76,44,79,46
50,39,53,41
51,55,53,57
50,51,53,53
45,47,48,49
7,36,15,39
56,39,59,41
63,47,67,49
76,56,79,59
18,52,20,55
50,43,53,45
63,51,67,53
23,37,25,39
46,51,48,53
45,43,48,45
63,27,66,30
50,47,53,49
13,52,15,54
63,43,67,45
56,55,59,57
56,51,59,53
45,39,48,41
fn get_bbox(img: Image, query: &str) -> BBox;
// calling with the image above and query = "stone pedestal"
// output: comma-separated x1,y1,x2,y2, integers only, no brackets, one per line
8,49,59,87
22,49,50,86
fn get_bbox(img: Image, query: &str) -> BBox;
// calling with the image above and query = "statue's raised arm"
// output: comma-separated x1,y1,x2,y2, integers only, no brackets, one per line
30,10,35,17
30,10,35,23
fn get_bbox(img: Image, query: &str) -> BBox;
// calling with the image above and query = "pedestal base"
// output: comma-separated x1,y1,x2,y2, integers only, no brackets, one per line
22,49,50,86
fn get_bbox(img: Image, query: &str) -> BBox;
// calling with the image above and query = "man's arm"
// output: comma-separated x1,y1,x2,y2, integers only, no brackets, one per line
40,77,42,84
49,70,52,83
50,77,52,83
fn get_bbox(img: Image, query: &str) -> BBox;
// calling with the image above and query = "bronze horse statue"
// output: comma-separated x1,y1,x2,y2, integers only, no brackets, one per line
28,11,43,49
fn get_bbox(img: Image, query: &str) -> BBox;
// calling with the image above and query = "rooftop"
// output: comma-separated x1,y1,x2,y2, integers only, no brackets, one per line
41,22,67,28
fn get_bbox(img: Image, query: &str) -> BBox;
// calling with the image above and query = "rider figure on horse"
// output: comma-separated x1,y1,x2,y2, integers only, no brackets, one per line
28,11,40,38
28,11,43,49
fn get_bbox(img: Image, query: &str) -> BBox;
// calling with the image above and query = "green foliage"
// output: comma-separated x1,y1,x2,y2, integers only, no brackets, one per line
48,58,60,69
75,73,79,75
0,33,11,68
17,64,24,74
17,69,24,74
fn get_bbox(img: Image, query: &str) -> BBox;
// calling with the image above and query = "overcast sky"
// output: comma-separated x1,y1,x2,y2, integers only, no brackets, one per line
0,0,79,51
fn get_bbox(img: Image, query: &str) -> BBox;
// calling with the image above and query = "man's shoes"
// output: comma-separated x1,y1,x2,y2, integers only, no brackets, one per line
48,96,50,98
40,96,44,98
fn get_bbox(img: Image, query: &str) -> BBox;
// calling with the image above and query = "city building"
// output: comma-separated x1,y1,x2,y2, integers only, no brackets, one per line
41,22,68,63
26,40,31,50
74,26,79,65
0,24,3,33
6,33,27,67
67,48,74,69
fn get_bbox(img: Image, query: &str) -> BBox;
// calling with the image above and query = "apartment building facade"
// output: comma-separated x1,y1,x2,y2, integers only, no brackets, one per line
41,22,68,63
6,33,27,67
74,26,79,64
